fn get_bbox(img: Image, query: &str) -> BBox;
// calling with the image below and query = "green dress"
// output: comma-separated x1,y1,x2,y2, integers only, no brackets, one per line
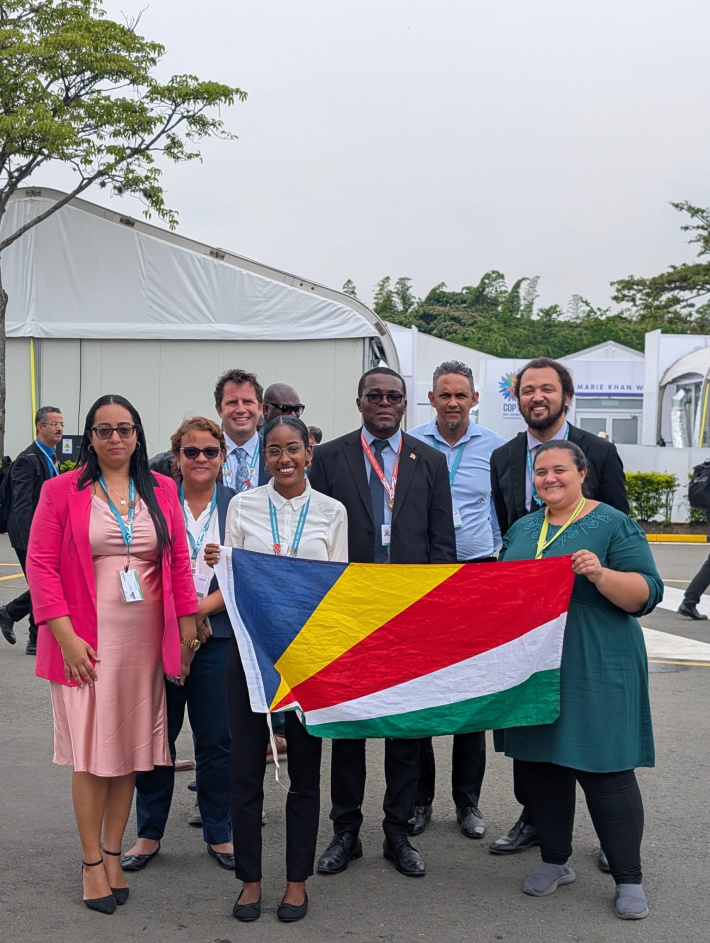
496,503,663,772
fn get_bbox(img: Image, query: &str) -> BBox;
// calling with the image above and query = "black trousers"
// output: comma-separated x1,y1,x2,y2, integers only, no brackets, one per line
521,761,644,885
416,732,486,809
5,548,37,644
330,737,419,839
227,639,322,883
684,552,710,606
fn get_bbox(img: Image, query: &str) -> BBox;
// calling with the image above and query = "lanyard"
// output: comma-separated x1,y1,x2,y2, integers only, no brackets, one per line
431,436,466,485
527,424,570,507
180,485,218,562
361,432,402,511
535,496,586,559
268,496,311,557
98,476,136,570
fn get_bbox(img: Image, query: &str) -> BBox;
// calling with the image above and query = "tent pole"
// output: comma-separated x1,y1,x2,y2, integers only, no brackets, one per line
699,380,710,448
29,337,37,436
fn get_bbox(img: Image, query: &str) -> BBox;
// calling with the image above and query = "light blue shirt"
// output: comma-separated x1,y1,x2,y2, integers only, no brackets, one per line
525,421,569,509
223,431,260,491
34,438,59,477
361,426,402,529
409,419,505,561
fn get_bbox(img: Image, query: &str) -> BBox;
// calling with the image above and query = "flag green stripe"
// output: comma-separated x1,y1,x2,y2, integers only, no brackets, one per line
300,668,560,740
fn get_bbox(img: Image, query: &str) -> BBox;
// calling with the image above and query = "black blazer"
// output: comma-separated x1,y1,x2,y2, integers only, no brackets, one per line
206,481,237,638
8,442,52,551
490,423,629,538
308,428,456,564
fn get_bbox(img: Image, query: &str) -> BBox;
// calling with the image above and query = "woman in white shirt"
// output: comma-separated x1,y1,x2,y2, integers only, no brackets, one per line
122,418,237,873
207,415,347,924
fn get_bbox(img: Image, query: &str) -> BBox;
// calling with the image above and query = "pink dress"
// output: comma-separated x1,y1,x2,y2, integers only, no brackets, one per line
50,496,171,776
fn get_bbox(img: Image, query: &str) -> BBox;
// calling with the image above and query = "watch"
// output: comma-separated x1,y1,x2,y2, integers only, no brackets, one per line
181,636,201,651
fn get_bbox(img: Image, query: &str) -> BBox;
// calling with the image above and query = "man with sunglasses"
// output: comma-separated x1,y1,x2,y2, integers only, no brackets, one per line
262,383,305,424
309,368,456,880
0,406,64,654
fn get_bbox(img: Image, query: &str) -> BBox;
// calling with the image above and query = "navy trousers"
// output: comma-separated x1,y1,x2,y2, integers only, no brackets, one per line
135,635,232,846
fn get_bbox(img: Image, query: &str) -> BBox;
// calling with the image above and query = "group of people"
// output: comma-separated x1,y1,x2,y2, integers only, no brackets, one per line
12,355,662,924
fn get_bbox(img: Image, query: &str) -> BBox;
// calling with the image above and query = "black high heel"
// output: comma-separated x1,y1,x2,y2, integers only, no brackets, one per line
82,858,117,914
101,846,130,904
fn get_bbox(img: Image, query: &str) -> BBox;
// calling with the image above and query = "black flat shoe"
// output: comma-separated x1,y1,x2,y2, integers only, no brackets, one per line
207,845,235,870
277,893,308,923
316,832,363,875
233,893,261,922
0,606,16,645
101,846,130,904
678,602,708,620
82,858,116,915
121,841,160,871
488,818,539,855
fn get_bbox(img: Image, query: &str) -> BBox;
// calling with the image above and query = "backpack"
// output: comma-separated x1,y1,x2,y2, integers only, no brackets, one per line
688,459,710,511
0,455,14,533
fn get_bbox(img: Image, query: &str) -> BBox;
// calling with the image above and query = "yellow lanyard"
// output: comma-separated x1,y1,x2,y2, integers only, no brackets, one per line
535,497,586,559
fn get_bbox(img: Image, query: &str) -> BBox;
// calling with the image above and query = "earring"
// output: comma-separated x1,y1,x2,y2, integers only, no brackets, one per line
88,444,95,453
135,442,141,450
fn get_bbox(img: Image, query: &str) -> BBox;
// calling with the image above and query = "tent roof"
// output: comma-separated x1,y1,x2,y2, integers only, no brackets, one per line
660,347,710,386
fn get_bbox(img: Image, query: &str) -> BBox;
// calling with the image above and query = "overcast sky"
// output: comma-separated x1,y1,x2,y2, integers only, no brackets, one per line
37,0,710,311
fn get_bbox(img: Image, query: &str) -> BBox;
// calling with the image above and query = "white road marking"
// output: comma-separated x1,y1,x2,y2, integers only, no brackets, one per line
642,627,710,663
657,585,710,618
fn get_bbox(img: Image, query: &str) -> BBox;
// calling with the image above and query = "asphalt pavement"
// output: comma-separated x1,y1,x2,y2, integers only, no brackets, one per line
1,538,708,943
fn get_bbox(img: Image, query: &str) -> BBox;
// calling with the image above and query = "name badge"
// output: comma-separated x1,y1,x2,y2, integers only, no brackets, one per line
453,508,463,529
193,572,210,600
119,569,143,603
381,524,391,547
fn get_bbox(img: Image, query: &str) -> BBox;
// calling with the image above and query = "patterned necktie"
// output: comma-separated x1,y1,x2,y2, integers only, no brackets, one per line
369,438,389,563
51,452,60,476
235,447,249,491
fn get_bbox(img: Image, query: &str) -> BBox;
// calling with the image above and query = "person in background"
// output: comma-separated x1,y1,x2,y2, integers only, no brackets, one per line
0,406,64,654
262,384,305,424
215,369,270,492
121,417,236,874
308,426,323,447
408,361,505,841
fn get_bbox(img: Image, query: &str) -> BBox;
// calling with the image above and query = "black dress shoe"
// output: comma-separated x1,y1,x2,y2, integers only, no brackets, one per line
277,892,309,923
233,893,261,922
121,842,160,871
598,848,611,873
25,639,37,655
457,805,487,839
488,819,539,854
316,832,363,875
383,835,426,877
0,606,16,645
408,804,432,836
678,602,708,620
207,845,235,870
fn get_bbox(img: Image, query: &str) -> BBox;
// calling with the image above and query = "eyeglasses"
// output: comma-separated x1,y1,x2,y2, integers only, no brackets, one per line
180,446,222,460
42,421,65,429
363,392,404,404
265,402,305,416
91,423,136,440
264,444,306,460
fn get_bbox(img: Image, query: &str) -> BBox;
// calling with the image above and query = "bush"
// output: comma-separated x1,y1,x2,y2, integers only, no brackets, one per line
625,472,678,522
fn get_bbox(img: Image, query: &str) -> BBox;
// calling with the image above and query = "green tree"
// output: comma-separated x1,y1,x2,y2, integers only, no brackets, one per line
373,275,397,319
0,0,245,453
393,276,416,315
342,278,358,298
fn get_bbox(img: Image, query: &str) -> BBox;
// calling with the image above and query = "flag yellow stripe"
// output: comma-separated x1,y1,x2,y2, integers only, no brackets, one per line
270,563,462,708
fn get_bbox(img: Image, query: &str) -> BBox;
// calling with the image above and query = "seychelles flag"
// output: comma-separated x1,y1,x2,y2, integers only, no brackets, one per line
216,550,575,739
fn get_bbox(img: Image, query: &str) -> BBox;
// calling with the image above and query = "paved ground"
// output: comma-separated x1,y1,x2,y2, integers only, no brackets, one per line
1,538,708,943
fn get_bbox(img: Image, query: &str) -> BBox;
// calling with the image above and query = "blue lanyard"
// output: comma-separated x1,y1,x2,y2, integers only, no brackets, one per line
431,436,466,485
268,496,310,557
526,424,569,507
98,476,136,567
180,485,218,561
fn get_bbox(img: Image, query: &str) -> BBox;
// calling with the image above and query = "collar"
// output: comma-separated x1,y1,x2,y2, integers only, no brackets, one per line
526,421,568,451
35,438,57,459
267,476,311,510
224,430,259,461
361,426,402,452
424,417,480,447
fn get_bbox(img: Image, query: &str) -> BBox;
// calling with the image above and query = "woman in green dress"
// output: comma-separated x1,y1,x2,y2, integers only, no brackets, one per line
497,439,663,921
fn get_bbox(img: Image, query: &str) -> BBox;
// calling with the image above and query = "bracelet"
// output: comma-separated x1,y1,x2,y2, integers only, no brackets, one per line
180,636,201,651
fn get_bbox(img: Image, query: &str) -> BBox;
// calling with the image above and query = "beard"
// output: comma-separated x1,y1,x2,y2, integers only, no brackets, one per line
521,402,566,431
444,419,464,431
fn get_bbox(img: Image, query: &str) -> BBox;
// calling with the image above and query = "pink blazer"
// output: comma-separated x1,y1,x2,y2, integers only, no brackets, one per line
27,468,198,685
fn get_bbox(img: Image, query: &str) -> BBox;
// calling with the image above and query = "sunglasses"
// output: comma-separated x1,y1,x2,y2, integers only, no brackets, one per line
363,392,404,404
265,402,305,416
180,446,222,460
91,423,136,440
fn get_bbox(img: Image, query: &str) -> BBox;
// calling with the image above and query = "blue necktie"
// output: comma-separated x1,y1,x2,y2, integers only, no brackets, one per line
235,447,249,491
369,438,389,563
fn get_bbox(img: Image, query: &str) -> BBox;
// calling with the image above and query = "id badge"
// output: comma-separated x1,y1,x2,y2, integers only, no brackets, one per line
119,568,143,603
193,572,210,599
381,524,392,547
453,508,463,529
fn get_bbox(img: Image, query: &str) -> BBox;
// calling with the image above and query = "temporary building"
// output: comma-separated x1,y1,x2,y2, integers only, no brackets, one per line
1,187,398,456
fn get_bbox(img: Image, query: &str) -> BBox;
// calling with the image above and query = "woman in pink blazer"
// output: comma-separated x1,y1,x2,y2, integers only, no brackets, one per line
27,394,198,915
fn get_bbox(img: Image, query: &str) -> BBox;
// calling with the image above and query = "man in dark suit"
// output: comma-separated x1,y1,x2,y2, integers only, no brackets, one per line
489,357,628,862
0,406,64,653
309,367,456,879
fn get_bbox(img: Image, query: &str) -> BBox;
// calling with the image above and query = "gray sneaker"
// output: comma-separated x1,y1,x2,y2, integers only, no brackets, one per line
523,862,576,896
615,884,649,920
187,798,202,826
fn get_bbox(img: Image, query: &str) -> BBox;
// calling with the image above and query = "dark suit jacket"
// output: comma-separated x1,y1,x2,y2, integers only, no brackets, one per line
8,442,52,551
490,423,629,538
207,481,237,638
308,428,456,564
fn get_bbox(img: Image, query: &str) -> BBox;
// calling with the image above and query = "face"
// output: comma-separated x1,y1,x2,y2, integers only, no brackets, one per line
357,374,407,437
263,424,312,488
90,404,137,471
37,412,64,447
517,367,570,432
533,448,586,508
216,381,262,443
177,429,224,489
263,386,303,424
429,374,478,430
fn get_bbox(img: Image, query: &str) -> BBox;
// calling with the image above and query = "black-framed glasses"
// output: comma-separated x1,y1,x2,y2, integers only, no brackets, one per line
181,446,222,460
91,423,136,440
363,392,404,404
264,444,306,460
265,402,305,416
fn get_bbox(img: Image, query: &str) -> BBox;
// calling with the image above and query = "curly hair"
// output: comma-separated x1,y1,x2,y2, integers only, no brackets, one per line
170,416,226,479
213,369,264,407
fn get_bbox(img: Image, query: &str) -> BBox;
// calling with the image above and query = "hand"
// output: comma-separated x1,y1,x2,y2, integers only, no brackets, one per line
180,644,196,685
60,634,100,686
204,543,221,569
570,550,603,584
196,620,211,644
